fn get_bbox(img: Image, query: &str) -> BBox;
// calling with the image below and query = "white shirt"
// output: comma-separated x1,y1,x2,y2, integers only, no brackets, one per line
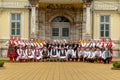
84,51,90,58
17,49,23,56
67,49,74,56
95,51,102,57
91,52,96,58
25,49,34,56
87,51,92,58
78,50,85,56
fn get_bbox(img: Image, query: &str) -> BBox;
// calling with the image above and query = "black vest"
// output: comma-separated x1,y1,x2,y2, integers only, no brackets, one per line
52,49,57,55
42,50,48,56
76,50,78,57
60,50,66,56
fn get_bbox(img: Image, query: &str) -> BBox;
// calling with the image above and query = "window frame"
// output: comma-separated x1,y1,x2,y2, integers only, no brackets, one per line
62,27,69,37
52,28,59,37
10,13,21,36
100,15,110,38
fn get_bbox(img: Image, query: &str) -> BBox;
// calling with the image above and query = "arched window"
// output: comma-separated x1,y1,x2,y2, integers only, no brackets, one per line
52,16,69,22
51,16,70,39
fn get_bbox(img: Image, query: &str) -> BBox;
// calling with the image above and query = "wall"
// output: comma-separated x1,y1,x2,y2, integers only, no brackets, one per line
0,0,29,40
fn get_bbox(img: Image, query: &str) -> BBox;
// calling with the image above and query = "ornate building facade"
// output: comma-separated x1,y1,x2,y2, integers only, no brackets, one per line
29,0,92,40
0,0,120,57
0,0,120,41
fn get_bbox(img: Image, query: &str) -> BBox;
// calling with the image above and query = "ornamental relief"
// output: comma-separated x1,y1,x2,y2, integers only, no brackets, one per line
42,9,75,23
38,3,83,9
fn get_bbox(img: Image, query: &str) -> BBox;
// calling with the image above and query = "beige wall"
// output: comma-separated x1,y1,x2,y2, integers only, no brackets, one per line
0,0,29,40
94,11,120,40
93,0,120,40
91,0,120,50
0,9,29,40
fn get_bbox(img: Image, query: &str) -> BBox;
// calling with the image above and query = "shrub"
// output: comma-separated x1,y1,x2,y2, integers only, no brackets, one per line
0,61,4,67
113,61,120,68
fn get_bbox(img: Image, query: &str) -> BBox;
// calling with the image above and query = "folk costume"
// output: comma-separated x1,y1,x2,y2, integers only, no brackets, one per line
58,47,67,61
7,39,18,62
50,47,59,61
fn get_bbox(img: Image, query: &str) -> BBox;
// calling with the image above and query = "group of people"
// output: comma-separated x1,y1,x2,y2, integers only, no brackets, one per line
5,37,115,64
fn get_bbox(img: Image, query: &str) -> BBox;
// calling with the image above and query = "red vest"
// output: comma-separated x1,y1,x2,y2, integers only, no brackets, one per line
35,49,40,56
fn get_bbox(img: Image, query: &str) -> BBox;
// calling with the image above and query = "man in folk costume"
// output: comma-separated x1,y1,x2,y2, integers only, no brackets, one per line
72,40,79,51
29,39,33,47
58,47,67,62
34,45,42,62
47,41,52,52
79,40,82,48
42,40,46,47
102,48,111,64
94,47,102,63
66,46,74,61
17,40,27,62
101,38,106,48
96,40,101,48
24,40,28,46
15,37,20,45
16,44,24,62
58,42,62,52
83,47,90,62
33,40,37,49
74,47,80,61
50,45,59,61
87,48,92,62
78,47,85,61
5,36,18,62
41,47,50,61
82,40,86,48
86,40,92,48
91,40,96,48
63,40,69,51
92,48,97,62
25,45,34,62
14,37,21,53
46,40,50,49
88,48,96,63
107,38,115,63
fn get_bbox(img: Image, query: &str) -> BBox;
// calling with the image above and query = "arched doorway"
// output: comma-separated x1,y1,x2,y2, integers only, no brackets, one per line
51,16,70,40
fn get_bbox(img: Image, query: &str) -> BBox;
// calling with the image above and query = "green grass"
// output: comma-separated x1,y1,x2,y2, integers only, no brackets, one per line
0,61,4,67
0,59,9,62
112,61,120,70
112,61,120,63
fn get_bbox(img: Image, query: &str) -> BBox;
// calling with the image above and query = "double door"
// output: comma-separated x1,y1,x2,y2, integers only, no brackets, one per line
51,22,70,40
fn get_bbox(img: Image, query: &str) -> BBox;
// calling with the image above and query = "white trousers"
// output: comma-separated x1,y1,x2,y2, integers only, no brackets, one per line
36,56,42,60
59,56,66,59
28,55,34,59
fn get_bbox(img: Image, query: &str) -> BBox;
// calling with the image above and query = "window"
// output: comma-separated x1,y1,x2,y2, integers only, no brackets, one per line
11,14,21,36
52,16,69,22
52,28,59,36
62,28,69,37
100,16,110,38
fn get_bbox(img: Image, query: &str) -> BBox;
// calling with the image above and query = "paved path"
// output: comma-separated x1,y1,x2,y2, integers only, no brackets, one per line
0,61,120,80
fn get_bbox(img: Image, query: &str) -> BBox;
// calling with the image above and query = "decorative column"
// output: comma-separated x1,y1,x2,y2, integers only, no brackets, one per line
83,0,92,40
36,7,39,38
31,6,36,38
86,5,91,37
